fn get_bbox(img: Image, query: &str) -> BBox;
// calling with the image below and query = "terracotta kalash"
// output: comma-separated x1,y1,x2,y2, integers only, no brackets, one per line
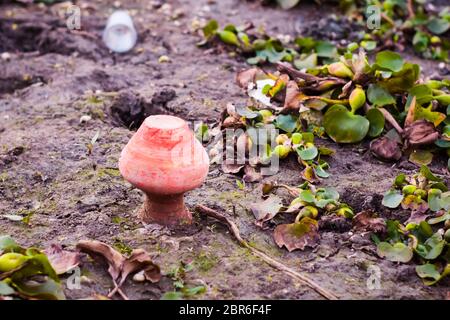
119,115,209,226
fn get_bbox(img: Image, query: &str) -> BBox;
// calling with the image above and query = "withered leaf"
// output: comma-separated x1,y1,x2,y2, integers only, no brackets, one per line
282,80,300,112
243,165,262,182
370,136,402,161
77,240,161,299
119,249,161,286
221,162,245,174
273,217,320,252
236,68,259,88
44,244,81,275
401,195,429,213
403,120,439,147
406,210,430,225
250,195,283,227
352,211,386,233
77,240,124,281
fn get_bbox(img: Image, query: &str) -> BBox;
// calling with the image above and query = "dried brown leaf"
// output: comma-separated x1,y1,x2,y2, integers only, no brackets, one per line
352,211,386,233
250,195,283,227
273,217,320,252
44,244,81,275
403,120,439,147
77,240,124,281
370,136,402,161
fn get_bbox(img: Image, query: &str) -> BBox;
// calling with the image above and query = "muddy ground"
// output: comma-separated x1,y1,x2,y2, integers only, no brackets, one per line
0,0,448,300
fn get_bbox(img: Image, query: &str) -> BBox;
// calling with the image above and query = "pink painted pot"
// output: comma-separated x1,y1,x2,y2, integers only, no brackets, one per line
119,115,209,225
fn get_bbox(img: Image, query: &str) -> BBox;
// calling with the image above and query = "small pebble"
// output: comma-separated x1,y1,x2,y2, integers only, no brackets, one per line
1,52,11,61
158,55,171,63
133,271,146,282
80,115,92,124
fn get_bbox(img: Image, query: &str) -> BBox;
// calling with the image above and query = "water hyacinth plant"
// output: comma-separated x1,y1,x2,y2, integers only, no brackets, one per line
253,182,353,251
377,165,449,285
230,48,449,168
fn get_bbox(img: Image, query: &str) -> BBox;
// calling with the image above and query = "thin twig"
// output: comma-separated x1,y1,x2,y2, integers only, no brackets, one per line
407,0,415,19
196,205,339,300
108,279,129,300
381,13,396,27
379,108,404,134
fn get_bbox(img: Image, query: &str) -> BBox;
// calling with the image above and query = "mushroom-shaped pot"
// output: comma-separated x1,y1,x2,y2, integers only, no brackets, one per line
119,115,209,226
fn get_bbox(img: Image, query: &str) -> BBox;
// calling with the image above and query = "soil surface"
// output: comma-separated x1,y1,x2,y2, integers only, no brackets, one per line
0,0,448,300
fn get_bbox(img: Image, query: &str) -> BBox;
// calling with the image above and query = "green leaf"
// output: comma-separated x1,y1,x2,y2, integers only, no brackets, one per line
435,139,450,148
315,41,337,58
218,30,239,46
377,242,413,263
294,53,317,70
413,31,429,52
183,285,206,297
367,84,395,107
386,220,403,242
409,84,434,105
202,20,218,39
0,235,22,252
323,104,369,143
366,108,385,137
316,187,340,201
274,114,298,133
382,189,404,208
161,291,183,300
314,164,330,178
428,189,442,212
296,145,318,161
426,18,450,35
414,103,446,127
416,263,441,283
379,63,420,93
375,51,404,72
415,233,445,260
394,173,407,187
409,150,433,166
419,165,441,182
298,190,315,203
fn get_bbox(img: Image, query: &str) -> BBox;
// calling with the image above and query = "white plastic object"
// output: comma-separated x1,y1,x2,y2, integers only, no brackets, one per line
102,10,137,53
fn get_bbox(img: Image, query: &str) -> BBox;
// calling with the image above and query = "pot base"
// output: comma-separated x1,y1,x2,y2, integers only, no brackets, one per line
138,193,192,226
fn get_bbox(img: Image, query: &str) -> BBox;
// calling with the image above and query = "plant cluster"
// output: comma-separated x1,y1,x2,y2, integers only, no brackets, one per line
382,165,449,216
199,19,341,67
375,165,449,285
230,49,450,169
217,100,335,182
252,182,353,251
162,262,206,300
248,0,450,60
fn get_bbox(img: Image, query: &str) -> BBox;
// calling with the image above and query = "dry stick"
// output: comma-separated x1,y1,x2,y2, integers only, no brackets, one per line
196,205,338,300
378,108,404,134
108,279,129,300
407,0,415,19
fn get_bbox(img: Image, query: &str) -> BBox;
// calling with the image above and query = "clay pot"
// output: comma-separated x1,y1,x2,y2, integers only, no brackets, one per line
119,115,209,226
